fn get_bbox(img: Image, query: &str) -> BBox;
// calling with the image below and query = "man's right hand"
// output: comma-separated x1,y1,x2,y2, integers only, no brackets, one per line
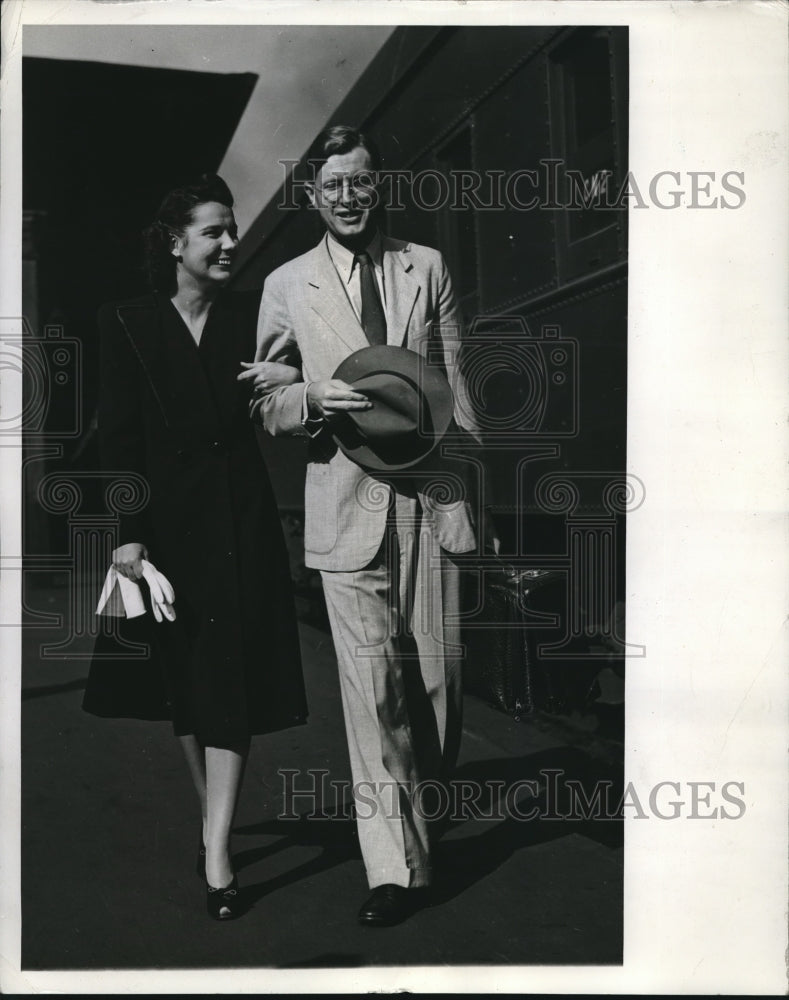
307,379,373,420
112,542,148,580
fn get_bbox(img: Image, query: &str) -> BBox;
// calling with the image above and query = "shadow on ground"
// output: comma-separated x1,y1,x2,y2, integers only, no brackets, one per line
231,745,622,921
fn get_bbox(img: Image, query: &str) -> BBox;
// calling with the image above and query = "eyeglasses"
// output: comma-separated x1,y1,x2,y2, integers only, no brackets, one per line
314,173,378,203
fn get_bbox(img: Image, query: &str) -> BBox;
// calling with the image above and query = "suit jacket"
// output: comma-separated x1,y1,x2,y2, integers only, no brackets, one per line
254,234,481,572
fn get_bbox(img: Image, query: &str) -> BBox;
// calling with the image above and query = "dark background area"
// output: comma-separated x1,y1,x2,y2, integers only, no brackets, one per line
21,57,256,556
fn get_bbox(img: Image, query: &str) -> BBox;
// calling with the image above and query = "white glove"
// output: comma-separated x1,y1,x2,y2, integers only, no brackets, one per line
96,559,176,622
96,568,145,618
141,559,176,622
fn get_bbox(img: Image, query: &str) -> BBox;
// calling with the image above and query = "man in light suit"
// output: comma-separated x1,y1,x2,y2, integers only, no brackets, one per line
253,125,497,925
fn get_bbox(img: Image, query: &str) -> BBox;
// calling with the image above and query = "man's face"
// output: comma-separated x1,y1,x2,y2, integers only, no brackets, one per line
307,146,377,245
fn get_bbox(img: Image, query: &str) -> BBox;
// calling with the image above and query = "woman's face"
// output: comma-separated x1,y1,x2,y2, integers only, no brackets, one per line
172,201,238,289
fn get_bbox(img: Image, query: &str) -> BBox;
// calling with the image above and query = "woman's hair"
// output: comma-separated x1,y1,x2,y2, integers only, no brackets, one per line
142,174,234,292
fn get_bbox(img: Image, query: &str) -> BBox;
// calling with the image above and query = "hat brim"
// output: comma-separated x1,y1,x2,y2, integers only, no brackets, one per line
332,346,455,472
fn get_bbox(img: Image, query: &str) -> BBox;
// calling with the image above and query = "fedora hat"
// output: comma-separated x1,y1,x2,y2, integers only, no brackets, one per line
331,345,455,471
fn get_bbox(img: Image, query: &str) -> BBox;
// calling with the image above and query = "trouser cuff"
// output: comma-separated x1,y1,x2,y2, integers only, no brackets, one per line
367,865,433,890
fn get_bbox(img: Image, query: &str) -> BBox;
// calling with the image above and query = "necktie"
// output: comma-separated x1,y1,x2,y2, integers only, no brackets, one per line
355,252,387,346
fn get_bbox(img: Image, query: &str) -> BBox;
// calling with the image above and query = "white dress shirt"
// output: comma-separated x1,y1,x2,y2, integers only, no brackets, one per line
325,230,387,321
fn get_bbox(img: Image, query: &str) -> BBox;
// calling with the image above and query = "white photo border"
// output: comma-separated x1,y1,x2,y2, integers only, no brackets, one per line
1,0,787,994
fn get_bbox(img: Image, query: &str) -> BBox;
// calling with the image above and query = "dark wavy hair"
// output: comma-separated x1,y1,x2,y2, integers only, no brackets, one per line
142,174,234,292
305,124,381,179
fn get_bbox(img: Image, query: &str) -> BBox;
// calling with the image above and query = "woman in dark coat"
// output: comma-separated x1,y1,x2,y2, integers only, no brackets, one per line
83,175,307,919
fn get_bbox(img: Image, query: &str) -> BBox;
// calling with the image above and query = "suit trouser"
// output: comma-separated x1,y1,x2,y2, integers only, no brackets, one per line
320,491,463,889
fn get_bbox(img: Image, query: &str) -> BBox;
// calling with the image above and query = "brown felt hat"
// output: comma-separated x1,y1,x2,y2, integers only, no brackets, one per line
331,345,455,472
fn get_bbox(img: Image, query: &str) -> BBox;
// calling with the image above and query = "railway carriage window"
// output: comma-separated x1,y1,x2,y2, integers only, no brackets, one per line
549,27,626,280
562,31,612,155
435,125,479,313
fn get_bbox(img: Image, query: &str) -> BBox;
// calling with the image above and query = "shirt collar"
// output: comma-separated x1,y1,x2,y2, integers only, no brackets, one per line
326,230,383,284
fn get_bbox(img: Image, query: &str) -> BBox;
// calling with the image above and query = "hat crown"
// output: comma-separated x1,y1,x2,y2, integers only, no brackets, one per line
332,345,455,472
347,373,421,441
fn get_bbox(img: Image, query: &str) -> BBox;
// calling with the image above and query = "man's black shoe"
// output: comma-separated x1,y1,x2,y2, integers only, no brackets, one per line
357,884,425,927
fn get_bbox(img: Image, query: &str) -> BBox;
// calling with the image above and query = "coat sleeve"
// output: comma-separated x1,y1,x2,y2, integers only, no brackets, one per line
431,253,482,444
97,304,153,545
430,254,500,514
252,272,315,437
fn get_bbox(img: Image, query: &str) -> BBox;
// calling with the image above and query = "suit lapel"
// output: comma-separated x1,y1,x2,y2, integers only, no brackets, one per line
307,238,369,355
383,240,420,347
306,235,422,352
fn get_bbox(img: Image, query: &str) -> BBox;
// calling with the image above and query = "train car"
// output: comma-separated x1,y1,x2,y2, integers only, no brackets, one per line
231,24,630,699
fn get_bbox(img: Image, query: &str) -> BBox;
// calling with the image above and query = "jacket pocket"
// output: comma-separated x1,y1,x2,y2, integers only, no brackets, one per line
431,499,477,554
304,464,337,554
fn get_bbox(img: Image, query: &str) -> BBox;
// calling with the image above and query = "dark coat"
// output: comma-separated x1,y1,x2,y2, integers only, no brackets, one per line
83,290,307,745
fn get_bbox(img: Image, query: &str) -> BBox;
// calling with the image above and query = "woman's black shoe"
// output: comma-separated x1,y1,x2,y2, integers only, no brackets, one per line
206,876,241,921
196,828,206,879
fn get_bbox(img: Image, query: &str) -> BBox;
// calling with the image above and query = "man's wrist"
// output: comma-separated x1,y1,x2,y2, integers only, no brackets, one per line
304,381,323,417
301,381,325,436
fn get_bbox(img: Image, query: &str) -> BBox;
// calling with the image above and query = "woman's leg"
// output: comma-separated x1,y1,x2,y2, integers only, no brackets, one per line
204,740,250,889
179,734,208,842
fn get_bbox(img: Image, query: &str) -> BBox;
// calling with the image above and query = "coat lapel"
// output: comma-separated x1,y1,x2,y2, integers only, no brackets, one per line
115,298,173,426
116,296,220,434
383,240,420,347
198,293,248,429
307,238,369,355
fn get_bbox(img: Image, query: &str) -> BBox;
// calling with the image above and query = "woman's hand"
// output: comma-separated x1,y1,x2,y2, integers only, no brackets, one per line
238,360,300,396
112,542,148,580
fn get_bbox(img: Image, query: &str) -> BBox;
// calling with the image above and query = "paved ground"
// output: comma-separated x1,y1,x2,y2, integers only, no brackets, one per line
21,576,623,970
